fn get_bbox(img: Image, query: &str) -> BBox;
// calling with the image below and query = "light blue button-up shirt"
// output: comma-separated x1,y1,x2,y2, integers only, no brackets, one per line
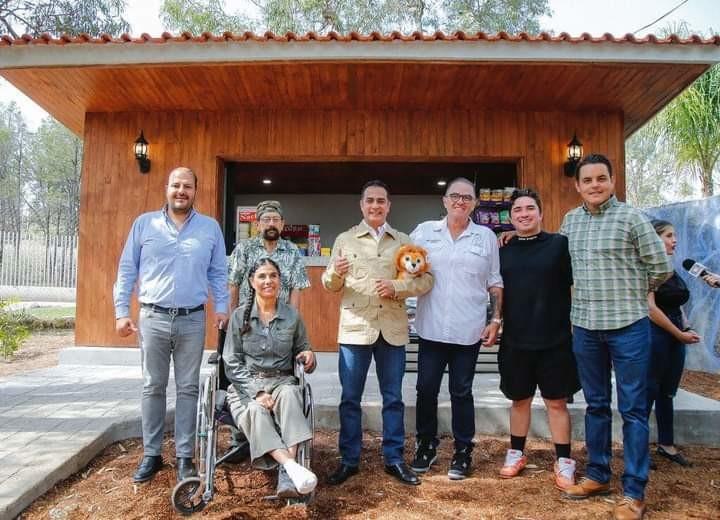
113,207,229,318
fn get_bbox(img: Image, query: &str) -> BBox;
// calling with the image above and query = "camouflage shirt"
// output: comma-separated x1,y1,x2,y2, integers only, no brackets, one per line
228,237,310,304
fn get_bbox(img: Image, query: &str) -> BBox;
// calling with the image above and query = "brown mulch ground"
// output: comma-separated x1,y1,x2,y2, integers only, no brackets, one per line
680,370,720,401
6,333,720,518
19,429,720,520
0,330,73,378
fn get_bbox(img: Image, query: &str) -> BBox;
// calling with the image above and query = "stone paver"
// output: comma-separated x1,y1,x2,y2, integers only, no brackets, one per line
0,349,718,519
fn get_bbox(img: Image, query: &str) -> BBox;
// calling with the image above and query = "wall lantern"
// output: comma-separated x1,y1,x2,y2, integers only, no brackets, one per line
134,130,151,174
563,132,583,177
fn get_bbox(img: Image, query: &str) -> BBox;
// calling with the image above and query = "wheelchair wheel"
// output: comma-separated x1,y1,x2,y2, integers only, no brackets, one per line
171,477,205,515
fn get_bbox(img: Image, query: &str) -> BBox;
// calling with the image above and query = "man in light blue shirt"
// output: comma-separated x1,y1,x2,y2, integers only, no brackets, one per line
114,166,229,485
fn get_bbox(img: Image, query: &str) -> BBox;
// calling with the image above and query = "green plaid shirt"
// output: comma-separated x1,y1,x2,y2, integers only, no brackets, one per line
559,195,672,330
228,237,310,304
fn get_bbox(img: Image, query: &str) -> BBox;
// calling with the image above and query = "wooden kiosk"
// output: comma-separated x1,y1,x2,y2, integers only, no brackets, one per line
1,31,718,351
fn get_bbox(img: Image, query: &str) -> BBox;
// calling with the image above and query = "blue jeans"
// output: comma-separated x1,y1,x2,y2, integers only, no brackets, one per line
648,315,686,446
138,308,206,458
338,336,406,466
416,338,480,450
573,318,650,501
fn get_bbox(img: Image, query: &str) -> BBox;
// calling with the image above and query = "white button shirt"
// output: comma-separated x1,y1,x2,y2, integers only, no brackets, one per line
410,218,503,346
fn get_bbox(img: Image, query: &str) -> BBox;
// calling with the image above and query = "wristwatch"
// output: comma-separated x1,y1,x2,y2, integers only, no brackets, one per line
491,318,503,325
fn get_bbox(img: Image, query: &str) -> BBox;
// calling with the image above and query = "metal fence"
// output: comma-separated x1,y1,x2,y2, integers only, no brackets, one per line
0,232,78,288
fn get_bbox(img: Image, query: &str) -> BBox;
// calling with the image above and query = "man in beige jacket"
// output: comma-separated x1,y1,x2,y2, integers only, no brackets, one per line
323,180,433,486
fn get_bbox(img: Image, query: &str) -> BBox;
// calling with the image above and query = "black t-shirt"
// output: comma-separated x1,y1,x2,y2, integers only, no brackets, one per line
499,231,573,350
654,271,689,317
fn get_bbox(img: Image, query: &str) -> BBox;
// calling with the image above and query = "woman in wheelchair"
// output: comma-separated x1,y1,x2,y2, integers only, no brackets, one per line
223,257,318,498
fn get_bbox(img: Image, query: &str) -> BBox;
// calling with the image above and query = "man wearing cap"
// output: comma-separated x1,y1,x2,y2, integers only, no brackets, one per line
228,200,310,311
114,166,229,485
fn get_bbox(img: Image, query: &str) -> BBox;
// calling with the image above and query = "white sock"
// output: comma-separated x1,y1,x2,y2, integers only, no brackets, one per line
282,460,317,495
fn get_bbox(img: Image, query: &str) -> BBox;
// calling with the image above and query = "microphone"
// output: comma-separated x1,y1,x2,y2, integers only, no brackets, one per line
682,259,720,288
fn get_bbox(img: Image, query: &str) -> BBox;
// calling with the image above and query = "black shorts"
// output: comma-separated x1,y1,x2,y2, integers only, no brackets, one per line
498,341,581,401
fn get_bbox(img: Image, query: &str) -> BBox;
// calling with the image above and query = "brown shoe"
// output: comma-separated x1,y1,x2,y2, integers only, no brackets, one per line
614,496,646,520
562,477,611,500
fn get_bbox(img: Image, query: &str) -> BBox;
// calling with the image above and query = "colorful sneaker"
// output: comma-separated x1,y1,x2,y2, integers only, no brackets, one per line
447,447,472,480
499,449,527,478
410,439,437,473
554,457,577,490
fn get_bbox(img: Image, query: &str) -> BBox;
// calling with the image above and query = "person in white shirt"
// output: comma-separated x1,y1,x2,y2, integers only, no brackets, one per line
408,177,503,480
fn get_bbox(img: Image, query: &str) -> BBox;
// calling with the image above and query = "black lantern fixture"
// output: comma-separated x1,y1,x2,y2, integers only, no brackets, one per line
134,130,151,174
563,132,583,177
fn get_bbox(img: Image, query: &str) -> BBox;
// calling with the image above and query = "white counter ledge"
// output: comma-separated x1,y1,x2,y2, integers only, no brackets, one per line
304,256,330,267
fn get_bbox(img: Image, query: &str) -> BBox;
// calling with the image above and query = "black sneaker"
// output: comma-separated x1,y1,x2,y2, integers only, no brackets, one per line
448,447,472,480
410,440,437,473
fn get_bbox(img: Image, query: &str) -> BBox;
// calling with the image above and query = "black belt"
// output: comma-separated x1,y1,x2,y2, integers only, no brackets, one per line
250,369,293,379
141,303,204,317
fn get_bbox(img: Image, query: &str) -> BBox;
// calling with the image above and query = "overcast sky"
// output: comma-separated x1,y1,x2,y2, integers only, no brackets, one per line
2,0,719,129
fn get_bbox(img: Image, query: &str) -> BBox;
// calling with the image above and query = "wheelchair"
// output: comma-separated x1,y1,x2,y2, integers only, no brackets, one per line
171,328,315,515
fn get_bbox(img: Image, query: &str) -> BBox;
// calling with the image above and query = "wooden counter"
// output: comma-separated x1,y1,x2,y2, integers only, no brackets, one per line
298,263,342,351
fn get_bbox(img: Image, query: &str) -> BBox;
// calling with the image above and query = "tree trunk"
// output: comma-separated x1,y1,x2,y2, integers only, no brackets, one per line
701,167,714,197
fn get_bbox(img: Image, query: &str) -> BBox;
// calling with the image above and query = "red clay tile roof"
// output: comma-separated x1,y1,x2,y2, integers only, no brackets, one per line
1,30,719,46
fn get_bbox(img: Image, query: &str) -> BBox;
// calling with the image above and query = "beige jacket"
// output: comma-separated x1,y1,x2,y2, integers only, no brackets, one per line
322,220,434,346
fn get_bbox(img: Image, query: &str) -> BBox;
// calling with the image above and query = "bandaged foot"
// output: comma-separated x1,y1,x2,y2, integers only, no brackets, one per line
282,459,317,495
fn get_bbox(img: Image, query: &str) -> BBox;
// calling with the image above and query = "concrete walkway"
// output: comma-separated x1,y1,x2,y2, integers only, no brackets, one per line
1,349,719,519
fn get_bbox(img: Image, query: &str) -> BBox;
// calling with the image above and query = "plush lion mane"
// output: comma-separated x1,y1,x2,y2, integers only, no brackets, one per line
394,244,430,280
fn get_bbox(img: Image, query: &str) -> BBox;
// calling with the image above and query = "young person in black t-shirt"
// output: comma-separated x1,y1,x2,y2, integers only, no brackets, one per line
646,220,700,467
497,189,580,492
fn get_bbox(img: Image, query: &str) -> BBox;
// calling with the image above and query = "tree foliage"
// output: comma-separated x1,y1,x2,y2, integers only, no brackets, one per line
0,299,30,359
442,0,549,34
625,117,695,208
0,102,28,235
0,103,81,237
26,119,82,236
662,64,720,197
160,0,252,34
0,0,130,38
160,0,551,35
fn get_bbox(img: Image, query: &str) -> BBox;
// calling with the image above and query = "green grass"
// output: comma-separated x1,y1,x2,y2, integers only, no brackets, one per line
24,306,76,320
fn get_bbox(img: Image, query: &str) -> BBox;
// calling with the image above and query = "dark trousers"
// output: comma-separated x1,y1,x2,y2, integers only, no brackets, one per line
415,337,480,450
647,315,686,447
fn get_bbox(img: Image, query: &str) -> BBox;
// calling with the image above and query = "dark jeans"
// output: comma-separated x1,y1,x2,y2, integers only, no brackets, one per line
338,335,406,466
648,315,686,447
573,318,651,501
415,337,480,450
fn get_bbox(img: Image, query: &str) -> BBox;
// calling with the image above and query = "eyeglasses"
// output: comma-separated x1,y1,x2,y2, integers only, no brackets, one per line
445,193,475,203
259,216,282,224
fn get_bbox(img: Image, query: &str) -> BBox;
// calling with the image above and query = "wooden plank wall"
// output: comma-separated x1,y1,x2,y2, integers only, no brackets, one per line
77,109,624,348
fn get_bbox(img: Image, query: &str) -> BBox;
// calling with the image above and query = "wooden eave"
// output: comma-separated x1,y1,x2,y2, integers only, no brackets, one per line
1,32,718,137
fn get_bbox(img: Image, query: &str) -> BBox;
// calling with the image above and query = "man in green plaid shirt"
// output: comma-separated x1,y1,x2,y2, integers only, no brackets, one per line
560,154,671,520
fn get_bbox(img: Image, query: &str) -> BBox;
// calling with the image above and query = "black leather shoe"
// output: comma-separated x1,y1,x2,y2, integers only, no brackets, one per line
657,446,692,467
327,464,359,485
176,457,198,482
384,463,421,486
133,455,163,483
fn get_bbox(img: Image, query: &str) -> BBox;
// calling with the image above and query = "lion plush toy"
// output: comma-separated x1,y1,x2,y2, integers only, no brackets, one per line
394,244,431,280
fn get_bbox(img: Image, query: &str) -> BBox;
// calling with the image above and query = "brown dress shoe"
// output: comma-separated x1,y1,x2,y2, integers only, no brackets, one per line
562,477,611,500
614,496,646,520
